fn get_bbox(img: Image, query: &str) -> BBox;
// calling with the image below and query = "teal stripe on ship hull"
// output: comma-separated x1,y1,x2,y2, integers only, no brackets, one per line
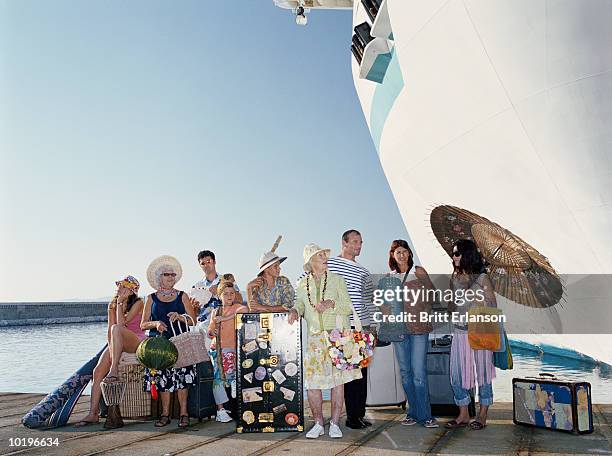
370,47,404,153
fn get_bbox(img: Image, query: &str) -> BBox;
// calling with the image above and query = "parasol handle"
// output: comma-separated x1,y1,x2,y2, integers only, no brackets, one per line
490,242,505,259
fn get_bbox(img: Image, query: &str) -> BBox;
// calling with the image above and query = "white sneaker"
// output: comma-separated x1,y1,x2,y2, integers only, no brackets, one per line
215,409,233,423
328,422,343,439
306,422,325,439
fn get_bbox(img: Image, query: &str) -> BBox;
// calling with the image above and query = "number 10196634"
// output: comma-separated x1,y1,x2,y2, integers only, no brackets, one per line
9,437,59,447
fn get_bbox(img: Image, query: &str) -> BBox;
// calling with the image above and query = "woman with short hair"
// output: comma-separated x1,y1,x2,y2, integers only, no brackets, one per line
140,255,198,429
288,244,361,440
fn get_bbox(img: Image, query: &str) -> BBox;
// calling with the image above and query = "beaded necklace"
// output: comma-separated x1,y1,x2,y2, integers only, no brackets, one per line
306,270,327,308
157,287,177,299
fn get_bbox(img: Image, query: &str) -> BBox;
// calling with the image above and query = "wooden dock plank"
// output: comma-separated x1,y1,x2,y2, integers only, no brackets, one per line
0,394,610,456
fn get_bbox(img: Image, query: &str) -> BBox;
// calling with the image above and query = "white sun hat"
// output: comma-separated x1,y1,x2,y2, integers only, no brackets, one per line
146,255,183,289
258,235,287,275
302,243,331,272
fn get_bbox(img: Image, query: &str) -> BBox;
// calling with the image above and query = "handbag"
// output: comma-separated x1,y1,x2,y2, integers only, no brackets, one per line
376,273,407,343
493,330,513,369
467,306,503,351
324,304,375,370
170,314,210,368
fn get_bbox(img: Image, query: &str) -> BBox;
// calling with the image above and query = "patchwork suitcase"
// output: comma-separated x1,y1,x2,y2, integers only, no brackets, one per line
513,373,593,434
428,335,475,417
366,342,406,407
236,312,304,433
187,361,216,421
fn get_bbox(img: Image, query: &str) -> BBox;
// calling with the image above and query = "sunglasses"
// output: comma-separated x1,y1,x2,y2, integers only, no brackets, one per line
452,251,461,257
161,272,177,277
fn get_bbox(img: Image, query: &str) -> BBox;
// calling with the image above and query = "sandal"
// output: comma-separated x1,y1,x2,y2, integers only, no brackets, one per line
445,419,468,429
155,416,171,427
469,420,487,430
178,415,190,428
74,419,99,427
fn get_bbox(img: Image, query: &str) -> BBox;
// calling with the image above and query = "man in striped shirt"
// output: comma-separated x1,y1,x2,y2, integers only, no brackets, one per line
327,229,375,430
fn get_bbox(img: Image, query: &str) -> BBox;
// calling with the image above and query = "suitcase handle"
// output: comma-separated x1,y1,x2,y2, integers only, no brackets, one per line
538,373,557,379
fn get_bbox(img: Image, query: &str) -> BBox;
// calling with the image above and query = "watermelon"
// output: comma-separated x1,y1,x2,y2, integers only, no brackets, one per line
136,336,178,370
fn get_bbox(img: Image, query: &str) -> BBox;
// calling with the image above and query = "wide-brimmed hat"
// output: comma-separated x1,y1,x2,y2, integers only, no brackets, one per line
115,275,140,292
258,235,287,275
303,243,331,272
146,255,183,289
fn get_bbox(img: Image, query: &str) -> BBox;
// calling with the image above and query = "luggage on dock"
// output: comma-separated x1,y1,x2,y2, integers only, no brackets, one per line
513,374,593,434
100,356,151,419
428,335,475,417
366,342,406,407
149,361,216,421
187,361,216,421
236,312,304,433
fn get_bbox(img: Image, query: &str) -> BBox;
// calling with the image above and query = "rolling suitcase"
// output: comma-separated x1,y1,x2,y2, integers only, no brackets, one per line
428,335,475,417
513,373,593,434
366,342,406,407
236,312,304,433
151,362,216,421
187,361,216,421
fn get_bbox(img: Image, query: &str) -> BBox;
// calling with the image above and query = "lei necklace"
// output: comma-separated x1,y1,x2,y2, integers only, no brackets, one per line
306,271,327,308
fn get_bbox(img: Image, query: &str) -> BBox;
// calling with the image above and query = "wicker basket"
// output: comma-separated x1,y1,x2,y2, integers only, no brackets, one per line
100,354,151,419
170,314,210,368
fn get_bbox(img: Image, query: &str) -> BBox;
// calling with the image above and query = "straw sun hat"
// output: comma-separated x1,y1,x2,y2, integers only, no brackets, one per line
146,255,183,289
258,235,287,275
302,243,331,272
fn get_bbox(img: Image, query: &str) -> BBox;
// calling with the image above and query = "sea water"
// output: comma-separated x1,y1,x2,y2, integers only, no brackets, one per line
1,323,610,403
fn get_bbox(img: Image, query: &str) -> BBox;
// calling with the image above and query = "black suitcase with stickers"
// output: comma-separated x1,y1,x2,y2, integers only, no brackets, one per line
235,312,304,433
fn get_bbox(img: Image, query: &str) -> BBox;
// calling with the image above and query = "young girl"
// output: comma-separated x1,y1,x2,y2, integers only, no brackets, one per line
208,277,248,422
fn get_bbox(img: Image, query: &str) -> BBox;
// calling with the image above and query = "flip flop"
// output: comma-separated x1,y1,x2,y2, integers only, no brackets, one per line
74,419,99,427
469,420,487,430
445,420,468,429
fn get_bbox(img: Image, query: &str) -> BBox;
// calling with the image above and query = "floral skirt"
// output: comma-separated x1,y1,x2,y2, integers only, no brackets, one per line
143,365,197,393
304,331,362,390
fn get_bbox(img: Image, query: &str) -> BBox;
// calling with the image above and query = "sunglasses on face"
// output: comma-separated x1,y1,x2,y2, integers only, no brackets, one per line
161,272,177,277
452,251,461,257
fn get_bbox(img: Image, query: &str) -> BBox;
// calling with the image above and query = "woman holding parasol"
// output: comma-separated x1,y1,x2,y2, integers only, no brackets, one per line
445,240,497,430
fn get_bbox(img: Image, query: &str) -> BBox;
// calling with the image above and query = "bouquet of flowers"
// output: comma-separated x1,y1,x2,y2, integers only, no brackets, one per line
327,328,375,370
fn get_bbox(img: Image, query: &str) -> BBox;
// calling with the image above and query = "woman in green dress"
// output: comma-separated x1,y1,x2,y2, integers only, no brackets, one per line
288,244,361,440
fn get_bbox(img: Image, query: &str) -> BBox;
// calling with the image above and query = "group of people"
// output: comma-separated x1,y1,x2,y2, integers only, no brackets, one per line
74,229,498,437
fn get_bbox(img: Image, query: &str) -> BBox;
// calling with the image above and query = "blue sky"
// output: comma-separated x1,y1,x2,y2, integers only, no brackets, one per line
0,0,408,301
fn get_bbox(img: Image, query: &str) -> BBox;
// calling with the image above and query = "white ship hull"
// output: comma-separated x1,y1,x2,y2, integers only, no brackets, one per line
350,1,612,364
